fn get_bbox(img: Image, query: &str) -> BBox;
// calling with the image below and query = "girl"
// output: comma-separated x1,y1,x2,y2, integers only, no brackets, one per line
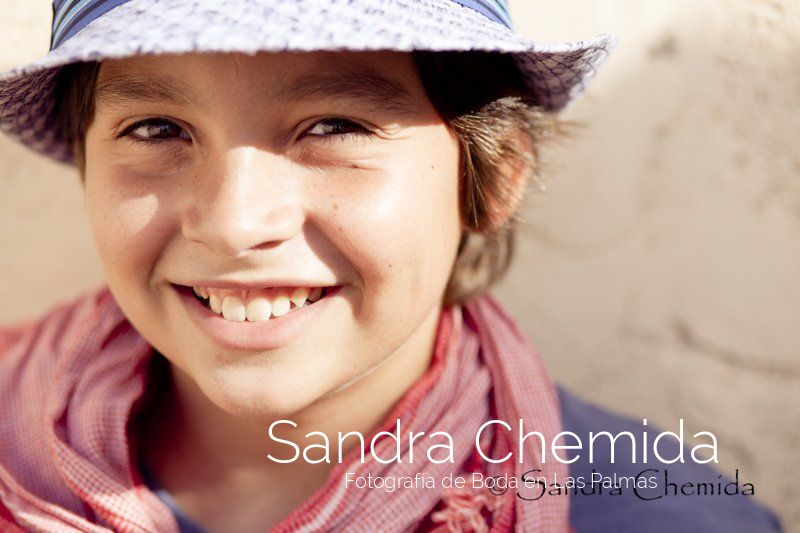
0,0,781,531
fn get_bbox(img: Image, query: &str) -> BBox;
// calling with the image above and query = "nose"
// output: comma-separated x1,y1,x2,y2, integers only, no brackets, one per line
182,147,304,258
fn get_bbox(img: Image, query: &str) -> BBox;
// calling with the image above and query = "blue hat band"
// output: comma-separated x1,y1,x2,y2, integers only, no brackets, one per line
50,0,514,50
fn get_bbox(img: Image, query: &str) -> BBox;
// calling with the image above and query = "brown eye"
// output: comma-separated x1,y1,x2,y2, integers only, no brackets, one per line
305,118,371,139
121,119,191,143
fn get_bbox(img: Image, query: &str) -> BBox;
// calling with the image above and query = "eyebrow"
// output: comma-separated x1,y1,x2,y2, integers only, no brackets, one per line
272,66,416,118
94,65,417,118
95,72,196,108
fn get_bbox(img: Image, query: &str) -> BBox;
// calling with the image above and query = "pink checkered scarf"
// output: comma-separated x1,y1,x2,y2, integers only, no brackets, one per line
0,286,569,532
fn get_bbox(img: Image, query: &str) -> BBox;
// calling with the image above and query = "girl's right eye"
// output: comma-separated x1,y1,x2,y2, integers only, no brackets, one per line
118,118,191,143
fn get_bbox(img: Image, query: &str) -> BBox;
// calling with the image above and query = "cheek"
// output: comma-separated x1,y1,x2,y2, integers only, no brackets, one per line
322,126,461,299
84,162,177,292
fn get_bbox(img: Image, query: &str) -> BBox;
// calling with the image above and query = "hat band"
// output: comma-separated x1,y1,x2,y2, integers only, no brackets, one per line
450,0,513,29
50,0,514,50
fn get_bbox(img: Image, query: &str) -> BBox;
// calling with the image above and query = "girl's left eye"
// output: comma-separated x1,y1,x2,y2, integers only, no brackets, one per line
303,118,371,140
119,118,190,143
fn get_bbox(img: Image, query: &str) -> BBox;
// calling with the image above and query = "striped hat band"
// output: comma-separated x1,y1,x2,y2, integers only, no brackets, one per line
50,0,514,50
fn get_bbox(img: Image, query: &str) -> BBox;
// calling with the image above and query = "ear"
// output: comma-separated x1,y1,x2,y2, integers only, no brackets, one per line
464,130,532,233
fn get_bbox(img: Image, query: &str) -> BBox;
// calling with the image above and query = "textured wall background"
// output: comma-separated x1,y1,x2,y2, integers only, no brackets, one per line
1,0,797,528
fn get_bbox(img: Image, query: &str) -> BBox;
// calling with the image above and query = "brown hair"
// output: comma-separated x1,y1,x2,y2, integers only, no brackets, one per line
54,52,564,305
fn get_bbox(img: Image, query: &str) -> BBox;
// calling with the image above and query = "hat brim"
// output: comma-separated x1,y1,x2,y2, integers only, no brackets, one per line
0,0,616,164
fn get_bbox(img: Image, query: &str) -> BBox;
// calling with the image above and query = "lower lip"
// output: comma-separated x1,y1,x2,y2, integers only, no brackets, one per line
173,285,338,351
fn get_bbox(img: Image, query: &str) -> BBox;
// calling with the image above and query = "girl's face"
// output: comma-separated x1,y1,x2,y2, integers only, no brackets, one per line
83,51,462,418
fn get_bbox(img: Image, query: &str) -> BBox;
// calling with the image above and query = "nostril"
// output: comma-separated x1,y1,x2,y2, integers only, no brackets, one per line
181,196,305,259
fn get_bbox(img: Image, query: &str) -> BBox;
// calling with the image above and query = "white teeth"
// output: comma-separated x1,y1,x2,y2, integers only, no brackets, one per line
246,297,272,322
271,296,291,317
193,286,209,299
209,294,222,313
221,296,246,322
308,287,323,302
201,287,325,322
290,287,309,308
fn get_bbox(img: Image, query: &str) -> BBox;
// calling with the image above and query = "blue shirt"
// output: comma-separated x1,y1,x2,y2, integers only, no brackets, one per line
556,387,781,532
138,386,782,532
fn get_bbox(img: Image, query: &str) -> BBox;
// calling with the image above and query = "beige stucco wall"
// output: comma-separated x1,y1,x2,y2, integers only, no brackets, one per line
1,0,797,528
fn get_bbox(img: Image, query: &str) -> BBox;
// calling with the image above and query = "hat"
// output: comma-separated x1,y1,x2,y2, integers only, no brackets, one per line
0,0,616,165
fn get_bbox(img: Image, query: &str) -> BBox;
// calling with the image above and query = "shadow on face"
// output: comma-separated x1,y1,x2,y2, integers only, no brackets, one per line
80,50,464,420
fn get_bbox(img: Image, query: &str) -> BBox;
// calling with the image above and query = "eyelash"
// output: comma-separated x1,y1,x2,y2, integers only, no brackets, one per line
116,117,373,145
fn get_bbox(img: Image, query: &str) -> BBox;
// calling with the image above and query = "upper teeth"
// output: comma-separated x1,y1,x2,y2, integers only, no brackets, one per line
192,286,324,322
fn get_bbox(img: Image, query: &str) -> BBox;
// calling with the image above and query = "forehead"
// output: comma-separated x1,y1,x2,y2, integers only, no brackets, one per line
94,51,423,118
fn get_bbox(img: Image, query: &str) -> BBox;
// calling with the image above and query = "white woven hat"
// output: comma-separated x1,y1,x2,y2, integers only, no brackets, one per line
0,0,616,164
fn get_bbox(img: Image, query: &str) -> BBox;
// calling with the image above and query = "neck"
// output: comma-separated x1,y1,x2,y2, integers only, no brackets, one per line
137,306,443,528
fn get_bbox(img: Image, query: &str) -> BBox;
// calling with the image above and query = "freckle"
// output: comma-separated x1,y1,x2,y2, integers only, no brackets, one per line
389,264,393,269
333,203,339,211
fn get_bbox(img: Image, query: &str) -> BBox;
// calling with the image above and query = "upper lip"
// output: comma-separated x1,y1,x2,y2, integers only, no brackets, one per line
173,280,336,290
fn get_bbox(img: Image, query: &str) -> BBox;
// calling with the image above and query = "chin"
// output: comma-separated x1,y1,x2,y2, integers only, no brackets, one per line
199,363,330,421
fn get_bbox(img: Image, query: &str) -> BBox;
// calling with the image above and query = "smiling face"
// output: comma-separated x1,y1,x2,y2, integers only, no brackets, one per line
83,51,462,419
